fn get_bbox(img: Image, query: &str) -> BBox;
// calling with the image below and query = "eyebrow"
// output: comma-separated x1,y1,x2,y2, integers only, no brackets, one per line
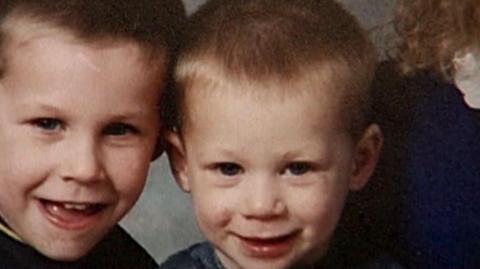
106,112,156,122
217,148,241,158
21,102,155,120
106,104,160,119
196,146,243,161
20,103,63,114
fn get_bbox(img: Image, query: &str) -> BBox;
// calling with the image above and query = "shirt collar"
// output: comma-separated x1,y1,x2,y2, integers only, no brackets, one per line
0,218,24,242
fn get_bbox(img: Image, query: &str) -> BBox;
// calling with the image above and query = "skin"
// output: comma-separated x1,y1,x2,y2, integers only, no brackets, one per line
0,25,163,261
167,78,383,269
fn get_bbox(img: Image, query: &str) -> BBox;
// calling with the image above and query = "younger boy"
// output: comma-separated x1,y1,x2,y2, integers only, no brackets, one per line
162,0,395,268
0,0,185,268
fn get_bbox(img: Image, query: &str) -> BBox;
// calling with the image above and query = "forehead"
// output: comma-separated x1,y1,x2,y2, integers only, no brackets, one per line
182,57,345,101
182,60,345,112
12,36,143,69
181,79,354,169
1,16,165,73
1,23,166,93
0,25,165,109
183,70,346,135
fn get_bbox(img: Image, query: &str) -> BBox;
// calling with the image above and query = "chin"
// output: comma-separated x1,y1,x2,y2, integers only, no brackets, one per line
35,239,98,262
229,256,296,269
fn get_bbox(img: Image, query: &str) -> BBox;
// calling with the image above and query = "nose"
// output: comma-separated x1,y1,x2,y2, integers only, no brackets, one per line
240,175,287,220
59,135,106,183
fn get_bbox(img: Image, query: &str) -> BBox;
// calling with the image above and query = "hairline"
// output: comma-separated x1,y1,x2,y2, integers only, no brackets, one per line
0,11,168,80
175,54,369,141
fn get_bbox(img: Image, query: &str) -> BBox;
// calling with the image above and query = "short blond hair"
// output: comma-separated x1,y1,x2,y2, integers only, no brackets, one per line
167,0,376,139
0,0,186,78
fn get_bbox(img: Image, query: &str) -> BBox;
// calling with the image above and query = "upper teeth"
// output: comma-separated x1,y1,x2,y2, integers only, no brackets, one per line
63,203,89,210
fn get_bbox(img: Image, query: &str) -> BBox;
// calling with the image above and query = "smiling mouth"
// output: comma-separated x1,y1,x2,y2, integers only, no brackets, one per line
237,231,300,258
39,199,107,230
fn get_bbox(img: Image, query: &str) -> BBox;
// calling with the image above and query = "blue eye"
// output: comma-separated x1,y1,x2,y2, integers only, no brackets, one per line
216,162,242,176
285,162,311,176
103,123,138,136
31,118,62,131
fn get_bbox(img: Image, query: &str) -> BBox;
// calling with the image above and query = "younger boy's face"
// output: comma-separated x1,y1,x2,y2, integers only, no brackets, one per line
0,30,162,260
168,80,381,269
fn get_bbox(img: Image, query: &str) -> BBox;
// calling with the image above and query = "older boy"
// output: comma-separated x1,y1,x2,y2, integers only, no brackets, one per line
0,0,185,268
161,0,399,268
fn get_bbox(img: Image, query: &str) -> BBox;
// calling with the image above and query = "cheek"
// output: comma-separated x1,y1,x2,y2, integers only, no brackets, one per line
0,143,49,194
191,187,233,237
107,149,152,203
296,178,350,234
0,150,45,228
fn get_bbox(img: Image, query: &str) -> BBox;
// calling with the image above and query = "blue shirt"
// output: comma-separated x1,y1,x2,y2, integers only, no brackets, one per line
159,241,404,269
370,65,480,268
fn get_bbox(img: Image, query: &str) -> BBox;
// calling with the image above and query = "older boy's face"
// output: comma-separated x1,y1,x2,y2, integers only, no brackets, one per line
168,81,380,269
0,30,162,260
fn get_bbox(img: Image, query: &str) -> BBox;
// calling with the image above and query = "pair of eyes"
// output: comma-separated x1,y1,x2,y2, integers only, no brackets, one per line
31,118,139,136
215,162,313,176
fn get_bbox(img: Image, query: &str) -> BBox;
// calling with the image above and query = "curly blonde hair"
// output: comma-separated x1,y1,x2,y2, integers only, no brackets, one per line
394,0,480,79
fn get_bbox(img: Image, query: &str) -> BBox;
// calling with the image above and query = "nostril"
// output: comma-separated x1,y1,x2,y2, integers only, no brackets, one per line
60,156,105,183
243,199,287,220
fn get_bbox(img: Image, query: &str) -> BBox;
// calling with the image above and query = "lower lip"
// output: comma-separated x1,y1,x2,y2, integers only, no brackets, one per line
37,199,105,230
237,232,299,259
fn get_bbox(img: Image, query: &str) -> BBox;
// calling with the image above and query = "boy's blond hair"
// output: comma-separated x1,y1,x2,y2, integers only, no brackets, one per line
0,0,186,78
166,0,376,139
395,0,480,79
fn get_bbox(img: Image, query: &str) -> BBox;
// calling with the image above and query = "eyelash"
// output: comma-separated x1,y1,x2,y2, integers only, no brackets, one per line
28,119,139,137
282,162,313,176
30,118,64,132
215,162,243,176
102,122,139,136
212,162,313,177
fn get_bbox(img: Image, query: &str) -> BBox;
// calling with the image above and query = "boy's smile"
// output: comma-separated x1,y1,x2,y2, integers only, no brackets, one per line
167,77,381,269
37,199,109,230
234,231,301,259
0,28,162,261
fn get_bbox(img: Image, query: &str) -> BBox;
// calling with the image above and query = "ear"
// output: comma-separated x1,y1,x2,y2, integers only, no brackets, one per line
349,124,383,191
165,130,191,192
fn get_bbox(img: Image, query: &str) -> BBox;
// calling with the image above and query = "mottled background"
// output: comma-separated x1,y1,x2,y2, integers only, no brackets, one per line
121,0,397,263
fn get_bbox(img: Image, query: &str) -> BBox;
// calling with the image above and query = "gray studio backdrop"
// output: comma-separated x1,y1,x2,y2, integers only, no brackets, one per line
120,0,397,263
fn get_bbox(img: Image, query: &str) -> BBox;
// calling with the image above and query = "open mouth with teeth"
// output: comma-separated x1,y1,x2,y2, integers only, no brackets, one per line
39,199,107,229
238,231,300,258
